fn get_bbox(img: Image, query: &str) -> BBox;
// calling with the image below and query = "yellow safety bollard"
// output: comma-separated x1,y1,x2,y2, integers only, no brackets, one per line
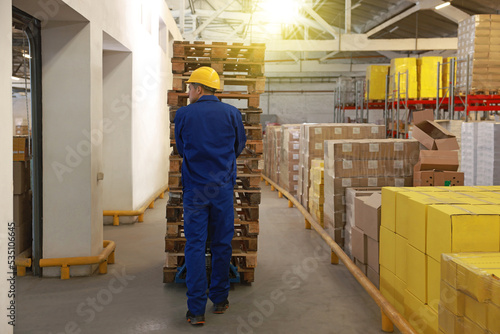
288,200,293,208
149,201,155,209
61,265,70,280
278,192,283,198
331,251,339,265
265,181,269,186
138,213,144,222
159,192,165,199
271,185,275,191
305,219,311,230
113,215,120,226
382,311,394,333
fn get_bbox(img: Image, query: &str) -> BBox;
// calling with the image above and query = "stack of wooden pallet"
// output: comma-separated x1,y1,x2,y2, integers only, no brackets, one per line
164,41,266,284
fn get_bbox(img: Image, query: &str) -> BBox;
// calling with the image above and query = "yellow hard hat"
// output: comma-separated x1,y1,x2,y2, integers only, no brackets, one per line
186,67,221,90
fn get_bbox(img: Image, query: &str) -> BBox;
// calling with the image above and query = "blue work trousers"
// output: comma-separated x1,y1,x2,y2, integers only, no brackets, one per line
183,182,234,315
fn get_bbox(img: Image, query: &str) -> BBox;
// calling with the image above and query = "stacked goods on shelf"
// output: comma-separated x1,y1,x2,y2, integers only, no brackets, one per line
323,138,417,247
390,58,418,99
439,252,500,334
457,14,500,94
417,57,443,98
350,191,382,288
365,65,390,100
279,124,301,198
308,160,324,227
13,158,32,256
298,123,386,214
337,77,356,104
263,125,281,185
380,186,500,334
164,41,266,283
461,122,500,186
411,110,464,186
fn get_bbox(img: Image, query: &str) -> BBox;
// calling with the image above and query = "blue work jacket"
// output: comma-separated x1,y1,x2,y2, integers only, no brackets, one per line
174,95,247,188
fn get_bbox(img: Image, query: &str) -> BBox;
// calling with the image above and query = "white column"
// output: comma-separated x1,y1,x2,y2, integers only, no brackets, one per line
0,0,14,333
42,20,103,277
345,0,352,34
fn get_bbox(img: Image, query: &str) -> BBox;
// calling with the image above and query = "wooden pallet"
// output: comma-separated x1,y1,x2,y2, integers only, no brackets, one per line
169,107,262,125
173,41,265,62
171,58,265,77
168,91,261,108
172,74,266,94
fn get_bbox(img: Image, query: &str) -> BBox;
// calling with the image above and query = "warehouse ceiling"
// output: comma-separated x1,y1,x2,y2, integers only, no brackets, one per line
167,0,500,74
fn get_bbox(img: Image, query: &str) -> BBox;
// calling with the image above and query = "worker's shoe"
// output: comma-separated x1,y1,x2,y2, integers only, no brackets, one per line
186,310,205,326
212,300,229,314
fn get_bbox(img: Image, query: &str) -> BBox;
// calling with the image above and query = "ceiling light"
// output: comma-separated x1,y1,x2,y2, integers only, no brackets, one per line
435,2,451,10
389,26,399,33
11,76,20,81
258,0,304,24
23,53,31,59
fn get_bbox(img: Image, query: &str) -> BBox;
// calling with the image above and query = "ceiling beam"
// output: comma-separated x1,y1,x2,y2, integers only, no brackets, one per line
361,0,414,34
185,0,236,38
365,4,421,37
266,36,457,52
407,0,469,23
302,4,339,39
345,0,352,34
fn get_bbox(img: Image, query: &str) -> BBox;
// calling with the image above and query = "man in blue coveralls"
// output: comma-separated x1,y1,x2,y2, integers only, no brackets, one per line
174,67,247,326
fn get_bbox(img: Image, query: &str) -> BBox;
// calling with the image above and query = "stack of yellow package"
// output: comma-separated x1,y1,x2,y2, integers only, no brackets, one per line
380,186,500,334
440,252,500,334
417,57,443,98
308,159,325,227
390,58,418,99
365,65,390,100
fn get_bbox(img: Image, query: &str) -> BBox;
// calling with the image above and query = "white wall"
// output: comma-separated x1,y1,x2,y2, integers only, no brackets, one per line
10,0,182,276
0,0,13,332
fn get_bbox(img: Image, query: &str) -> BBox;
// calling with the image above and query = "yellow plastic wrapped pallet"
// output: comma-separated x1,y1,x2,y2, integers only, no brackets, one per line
309,159,325,226
440,252,500,334
417,57,443,99
442,57,457,94
390,57,418,99
365,65,390,100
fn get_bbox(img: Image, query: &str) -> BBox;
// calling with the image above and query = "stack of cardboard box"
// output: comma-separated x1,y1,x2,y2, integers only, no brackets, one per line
350,191,382,288
323,138,416,247
308,159,324,227
279,124,301,198
13,160,32,255
380,186,500,333
412,110,464,186
457,14,500,94
462,121,500,186
298,123,386,214
263,125,282,185
439,252,500,334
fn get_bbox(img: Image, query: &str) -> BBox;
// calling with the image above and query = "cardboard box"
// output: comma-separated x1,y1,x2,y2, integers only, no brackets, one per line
356,192,381,241
438,303,464,334
380,226,396,273
366,236,379,273
413,170,435,186
440,281,465,316
354,257,367,275
412,120,459,150
380,265,396,305
427,205,500,261
13,136,29,161
407,244,427,303
417,151,459,171
13,161,30,195
13,192,32,227
434,171,464,186
367,265,380,289
464,294,487,329
395,234,408,283
427,255,441,313
351,226,366,263
413,109,435,125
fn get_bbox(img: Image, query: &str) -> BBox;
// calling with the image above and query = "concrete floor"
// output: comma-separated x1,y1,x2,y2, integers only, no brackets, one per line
16,182,398,334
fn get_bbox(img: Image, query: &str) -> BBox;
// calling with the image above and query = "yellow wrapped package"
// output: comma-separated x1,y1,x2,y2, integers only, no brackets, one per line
418,57,443,98
365,65,390,100
390,58,418,99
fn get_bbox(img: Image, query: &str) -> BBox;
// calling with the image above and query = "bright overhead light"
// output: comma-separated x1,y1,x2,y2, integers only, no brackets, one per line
23,53,31,59
258,0,304,24
11,76,20,81
435,2,451,10
389,26,399,33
